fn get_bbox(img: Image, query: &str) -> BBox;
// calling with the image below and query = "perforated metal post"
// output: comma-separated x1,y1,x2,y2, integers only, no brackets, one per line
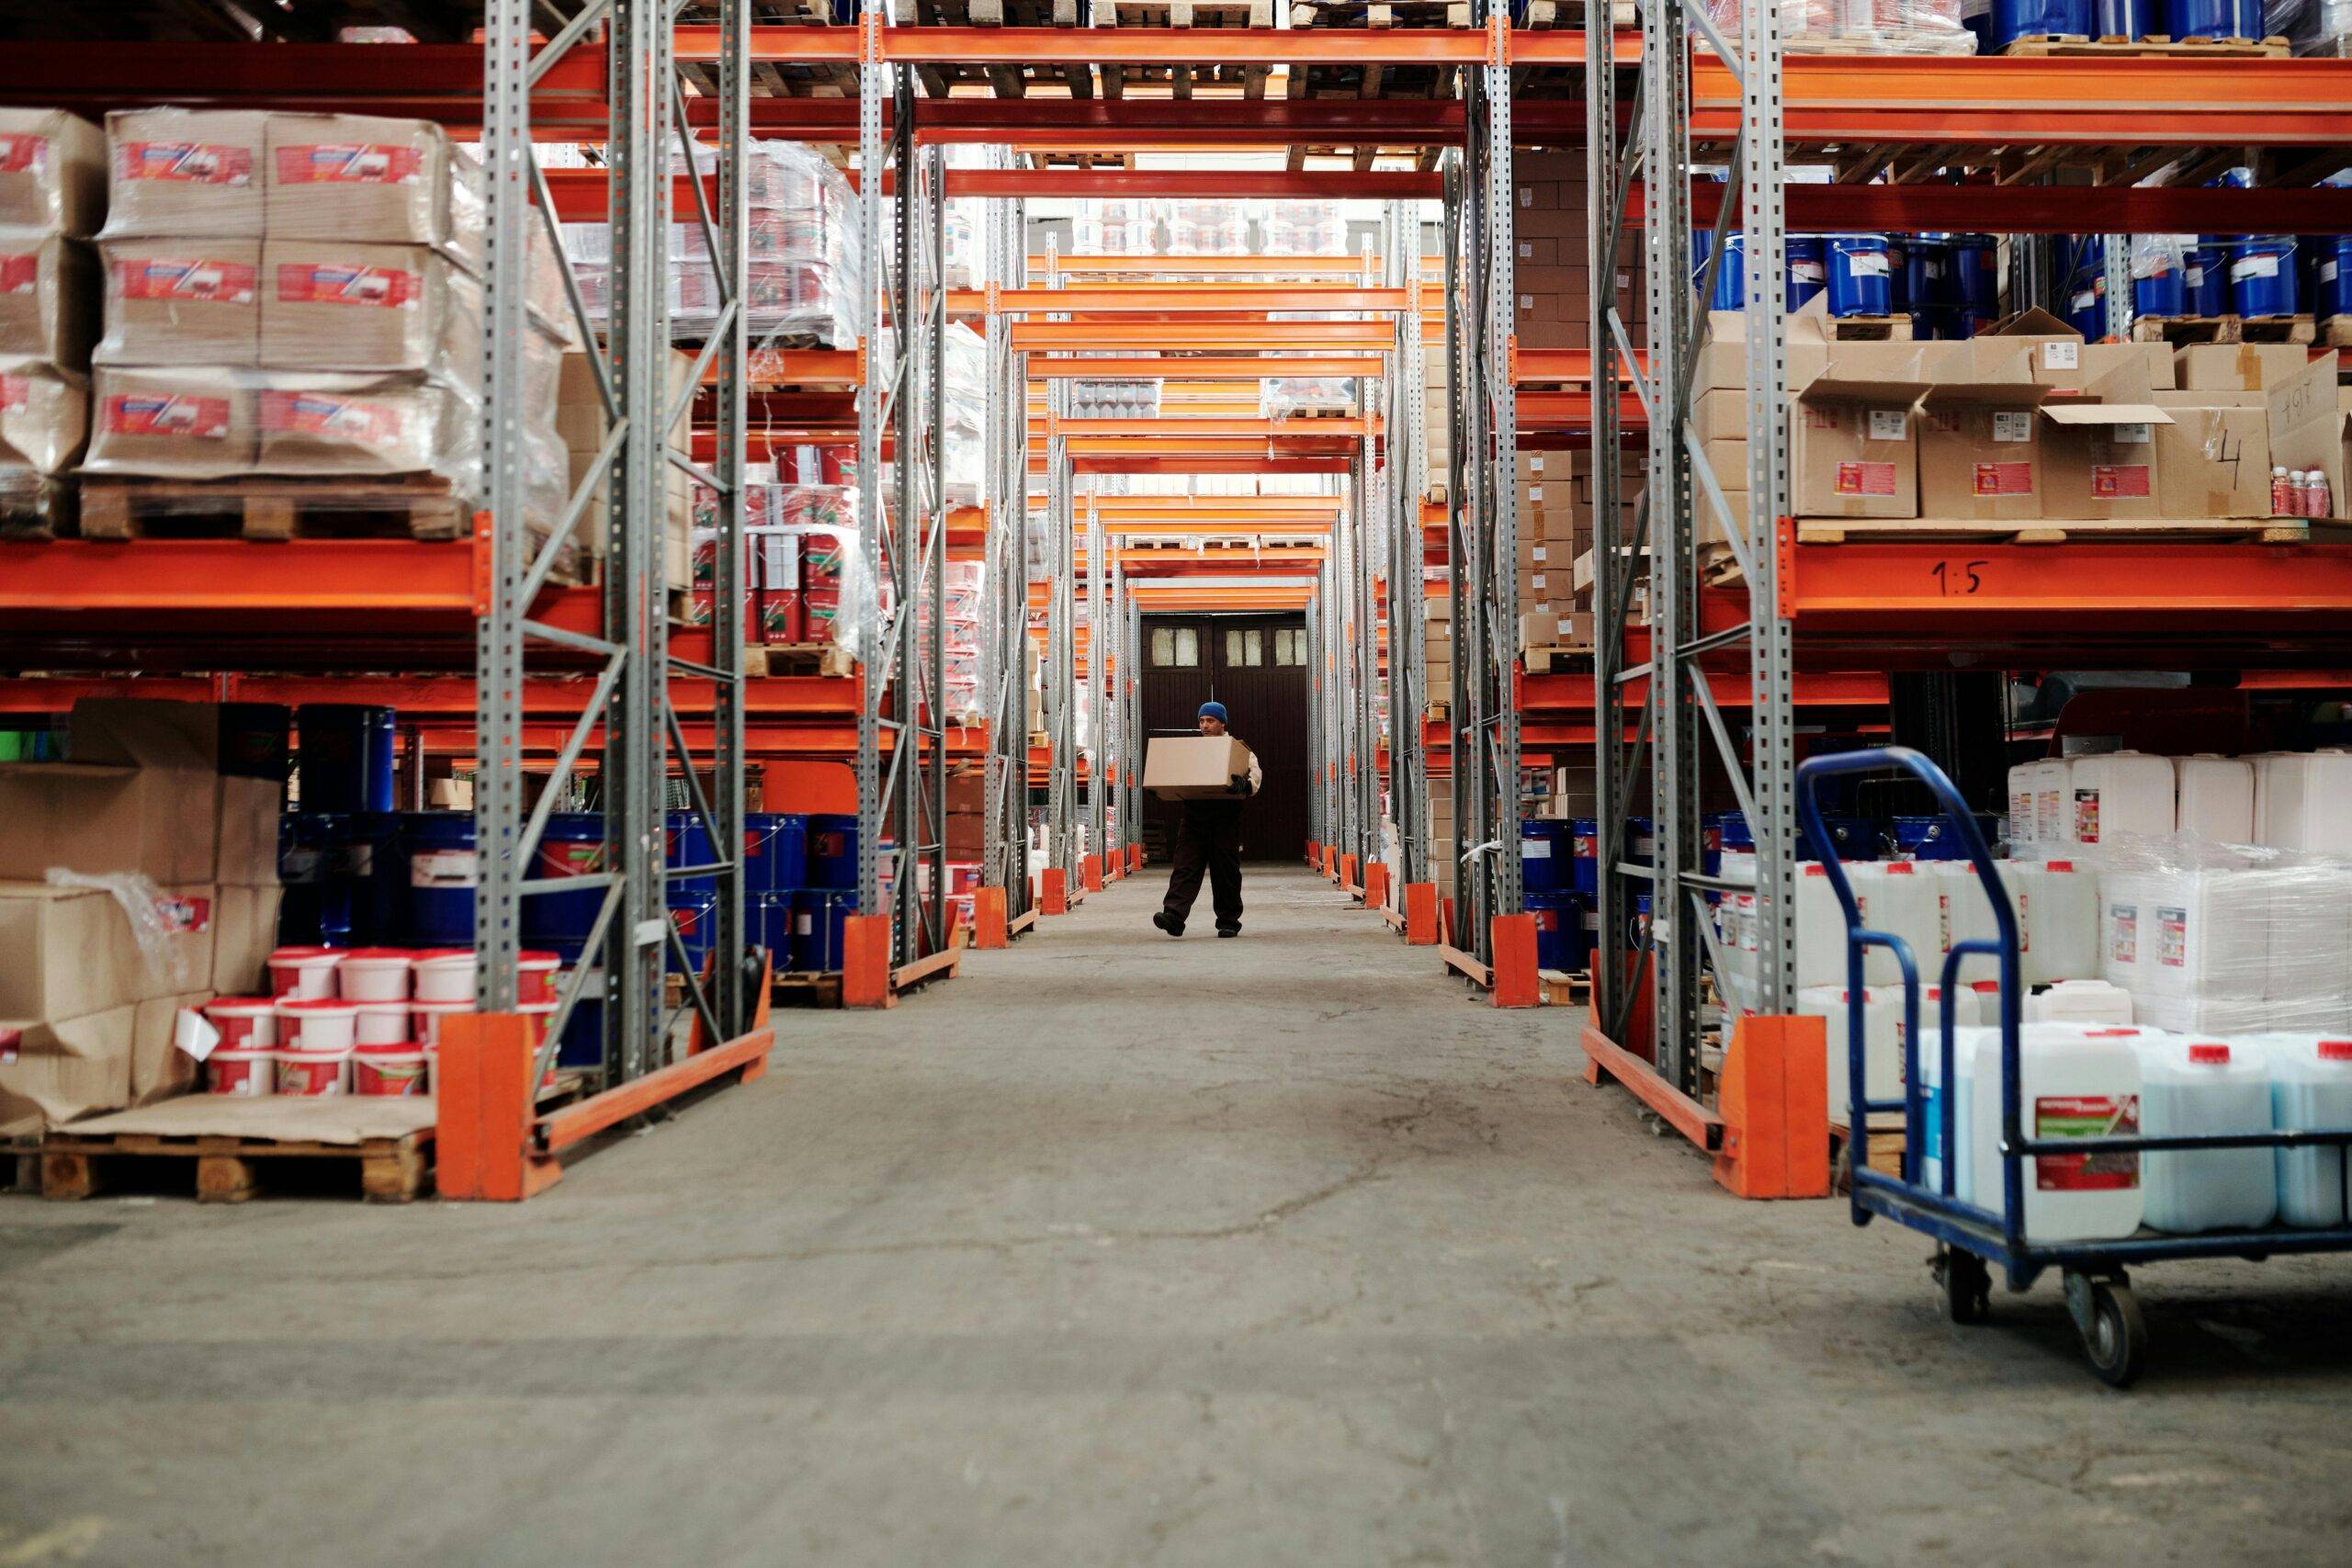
1586,0,1628,1034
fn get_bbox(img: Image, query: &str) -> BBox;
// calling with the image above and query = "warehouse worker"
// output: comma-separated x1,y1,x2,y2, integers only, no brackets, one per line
1153,700,1262,940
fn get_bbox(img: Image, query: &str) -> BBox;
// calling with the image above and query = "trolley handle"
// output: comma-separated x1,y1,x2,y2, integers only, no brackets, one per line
1794,748,2022,1215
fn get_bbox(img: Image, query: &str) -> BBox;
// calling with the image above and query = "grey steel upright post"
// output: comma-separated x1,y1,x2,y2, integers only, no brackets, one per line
1107,548,1124,866
1441,152,1468,923
980,164,1031,919
1088,491,1108,877
854,1,889,948
1386,201,1429,890
1480,6,1522,944
1046,386,1077,886
1588,0,1628,1042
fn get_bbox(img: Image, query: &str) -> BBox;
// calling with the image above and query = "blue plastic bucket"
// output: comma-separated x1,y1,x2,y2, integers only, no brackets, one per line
1826,236,1892,318
664,809,717,899
1991,0,2090,48
1786,236,1827,311
1521,818,1574,894
2184,243,2227,315
792,890,855,972
1691,229,1745,312
2134,254,2187,318
1716,811,1756,852
1950,234,1999,314
276,812,344,945
1884,237,1910,313
1904,236,1953,310
751,891,797,972
1623,817,1656,866
1910,308,1963,343
401,811,478,948
1569,817,1599,895
1892,815,1964,861
1799,815,1881,863
297,704,395,815
523,812,607,948
2061,235,2107,340
2231,236,2299,318
2163,0,2260,37
2093,0,2153,36
743,812,808,894
665,893,717,976
1526,890,1580,972
806,813,860,890
528,937,604,1068
2318,234,2352,319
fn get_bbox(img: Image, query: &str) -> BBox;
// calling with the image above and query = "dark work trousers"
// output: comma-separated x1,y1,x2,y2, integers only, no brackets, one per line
1162,799,1245,931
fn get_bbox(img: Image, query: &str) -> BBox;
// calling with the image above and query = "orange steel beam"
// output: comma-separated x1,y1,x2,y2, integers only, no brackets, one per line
1010,321,1393,352
1033,256,1404,276
0,673,867,719
949,169,1441,199
1069,456,1351,475
1045,417,1372,438
993,285,1406,313
1090,519,1337,536
1080,496,1341,517
671,24,1609,66
1025,355,1383,379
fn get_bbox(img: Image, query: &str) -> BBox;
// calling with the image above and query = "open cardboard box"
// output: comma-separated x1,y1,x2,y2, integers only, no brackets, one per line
2038,361,2175,522
1788,341,1933,520
1917,340,2050,523
2266,355,2352,522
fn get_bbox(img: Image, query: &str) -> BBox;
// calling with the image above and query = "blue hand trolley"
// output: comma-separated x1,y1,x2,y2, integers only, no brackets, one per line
1798,746,2352,1386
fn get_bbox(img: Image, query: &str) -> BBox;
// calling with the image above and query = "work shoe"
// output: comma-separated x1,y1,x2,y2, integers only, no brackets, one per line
1216,925,1240,939
1153,911,1183,937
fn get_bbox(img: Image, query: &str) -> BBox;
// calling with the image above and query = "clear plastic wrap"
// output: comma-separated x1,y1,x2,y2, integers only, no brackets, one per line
0,107,107,238
2131,234,2187,284
0,234,96,368
1069,378,1160,419
1259,200,1348,257
1261,376,1357,419
2088,835,2352,1037
1163,200,1250,256
1698,0,1976,54
0,358,88,477
1073,198,1155,257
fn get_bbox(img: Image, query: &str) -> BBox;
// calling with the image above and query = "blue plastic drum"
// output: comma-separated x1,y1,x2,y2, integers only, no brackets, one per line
2318,235,2352,320
1786,236,1827,311
664,809,717,899
523,812,607,948
1949,234,1999,316
1826,236,1893,318
806,813,860,891
1691,229,1745,312
2134,252,2187,318
1904,236,1953,311
2163,0,2261,37
665,893,718,976
751,891,797,972
2093,0,2153,36
792,890,855,972
2231,236,2299,319
401,811,478,948
2185,243,2227,315
1526,890,1580,972
1569,817,1599,896
297,704,395,815
1991,0,2090,48
742,812,808,894
1521,818,1574,894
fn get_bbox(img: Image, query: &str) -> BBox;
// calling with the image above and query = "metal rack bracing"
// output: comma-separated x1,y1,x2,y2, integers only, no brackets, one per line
980,154,1035,922
479,0,752,1088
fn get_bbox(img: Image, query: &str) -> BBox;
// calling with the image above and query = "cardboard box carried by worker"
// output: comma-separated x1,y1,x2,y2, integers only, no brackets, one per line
1143,735,1257,800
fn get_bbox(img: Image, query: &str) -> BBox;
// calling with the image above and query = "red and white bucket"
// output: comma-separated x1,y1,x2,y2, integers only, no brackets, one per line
516,951,560,1005
412,948,477,1003
352,1000,413,1047
207,1048,277,1097
277,997,359,1054
411,998,472,1048
335,948,415,1002
352,1043,430,1097
276,1047,350,1096
201,998,278,1053
266,946,343,999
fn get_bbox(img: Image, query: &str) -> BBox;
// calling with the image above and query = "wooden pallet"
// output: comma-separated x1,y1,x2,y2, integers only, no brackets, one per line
2000,32,2290,58
2323,316,2352,349
2,1117,40,1194
78,476,471,544
40,1122,431,1203
1823,314,1914,343
0,475,74,541
1793,516,2348,546
1271,404,1359,420
1539,968,1591,1008
2132,312,2317,345
1521,642,1592,675
741,642,856,678
772,969,845,1008
1829,1113,1905,1192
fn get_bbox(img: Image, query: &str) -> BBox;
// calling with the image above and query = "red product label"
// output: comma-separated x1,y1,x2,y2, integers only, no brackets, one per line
0,134,48,175
258,390,402,446
105,395,232,440
2109,903,2138,965
1833,460,1898,497
155,895,212,932
115,258,256,304
2091,463,2152,499
2074,787,2100,844
1973,461,2034,497
2157,905,2188,969
0,253,38,294
119,141,254,186
275,263,420,308
274,143,423,186
2034,1094,2141,1191
0,376,27,413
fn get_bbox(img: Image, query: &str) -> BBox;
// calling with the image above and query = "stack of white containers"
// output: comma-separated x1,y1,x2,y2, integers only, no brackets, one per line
2007,747,2352,852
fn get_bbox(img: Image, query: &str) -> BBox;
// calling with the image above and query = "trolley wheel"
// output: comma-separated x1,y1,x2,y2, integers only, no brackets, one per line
2066,1274,2147,1389
1937,1247,1992,1326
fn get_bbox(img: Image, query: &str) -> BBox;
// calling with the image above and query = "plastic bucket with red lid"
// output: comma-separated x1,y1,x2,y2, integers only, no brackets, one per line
202,998,277,1053
266,946,343,999
277,997,359,1054
335,948,415,1002
276,1047,350,1096
352,1043,429,1097
411,998,471,1047
516,952,560,1005
352,1000,413,1047
207,1048,277,1096
412,948,477,1003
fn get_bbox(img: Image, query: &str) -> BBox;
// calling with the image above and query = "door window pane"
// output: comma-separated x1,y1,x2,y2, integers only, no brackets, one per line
1244,629,1264,666
1176,627,1198,666
1226,628,1243,666
1152,626,1175,666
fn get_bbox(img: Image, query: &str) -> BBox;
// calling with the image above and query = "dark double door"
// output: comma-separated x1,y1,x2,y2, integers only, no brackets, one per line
1137,614,1311,862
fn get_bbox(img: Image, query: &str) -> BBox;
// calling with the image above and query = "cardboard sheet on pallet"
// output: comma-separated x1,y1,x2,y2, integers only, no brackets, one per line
58,1094,434,1145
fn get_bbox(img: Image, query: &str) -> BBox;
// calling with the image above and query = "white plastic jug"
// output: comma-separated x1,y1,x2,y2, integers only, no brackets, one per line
2259,1034,2352,1228
2260,865,2352,1034
1967,1024,2152,1241
1932,860,2010,992
1849,861,1945,988
2248,751,2293,844
1797,985,1900,1117
1793,863,1851,988
2134,1035,2277,1234
2029,758,2073,845
2174,754,2255,843
2012,857,2100,986
2069,750,2177,845
2007,761,2040,846
2258,749,2352,855
2027,978,2134,1026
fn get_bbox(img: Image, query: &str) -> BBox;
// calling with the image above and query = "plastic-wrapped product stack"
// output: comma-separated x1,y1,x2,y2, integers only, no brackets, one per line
1073,199,1154,258
81,108,569,540
0,107,104,533
2098,838,2352,1037
1698,0,1977,55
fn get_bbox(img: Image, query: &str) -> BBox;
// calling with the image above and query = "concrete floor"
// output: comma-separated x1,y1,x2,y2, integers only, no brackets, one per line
4,863,2350,1566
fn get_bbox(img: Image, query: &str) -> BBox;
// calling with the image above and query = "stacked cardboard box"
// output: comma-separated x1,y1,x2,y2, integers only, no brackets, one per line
0,700,282,1130
1510,151,1645,354
79,107,568,539
0,108,105,532
560,346,694,582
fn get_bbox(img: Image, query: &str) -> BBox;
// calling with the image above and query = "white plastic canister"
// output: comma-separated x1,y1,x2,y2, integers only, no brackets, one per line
1966,1024,2153,1242
2030,758,2073,845
1797,985,1900,1117
2068,750,2177,845
2259,1034,2352,1228
2174,754,2255,843
2257,749,2352,854
2007,761,2040,846
2134,1035,2277,1234
2012,857,2100,987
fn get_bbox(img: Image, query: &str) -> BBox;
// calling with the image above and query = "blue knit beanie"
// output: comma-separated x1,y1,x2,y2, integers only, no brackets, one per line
1198,701,1228,725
